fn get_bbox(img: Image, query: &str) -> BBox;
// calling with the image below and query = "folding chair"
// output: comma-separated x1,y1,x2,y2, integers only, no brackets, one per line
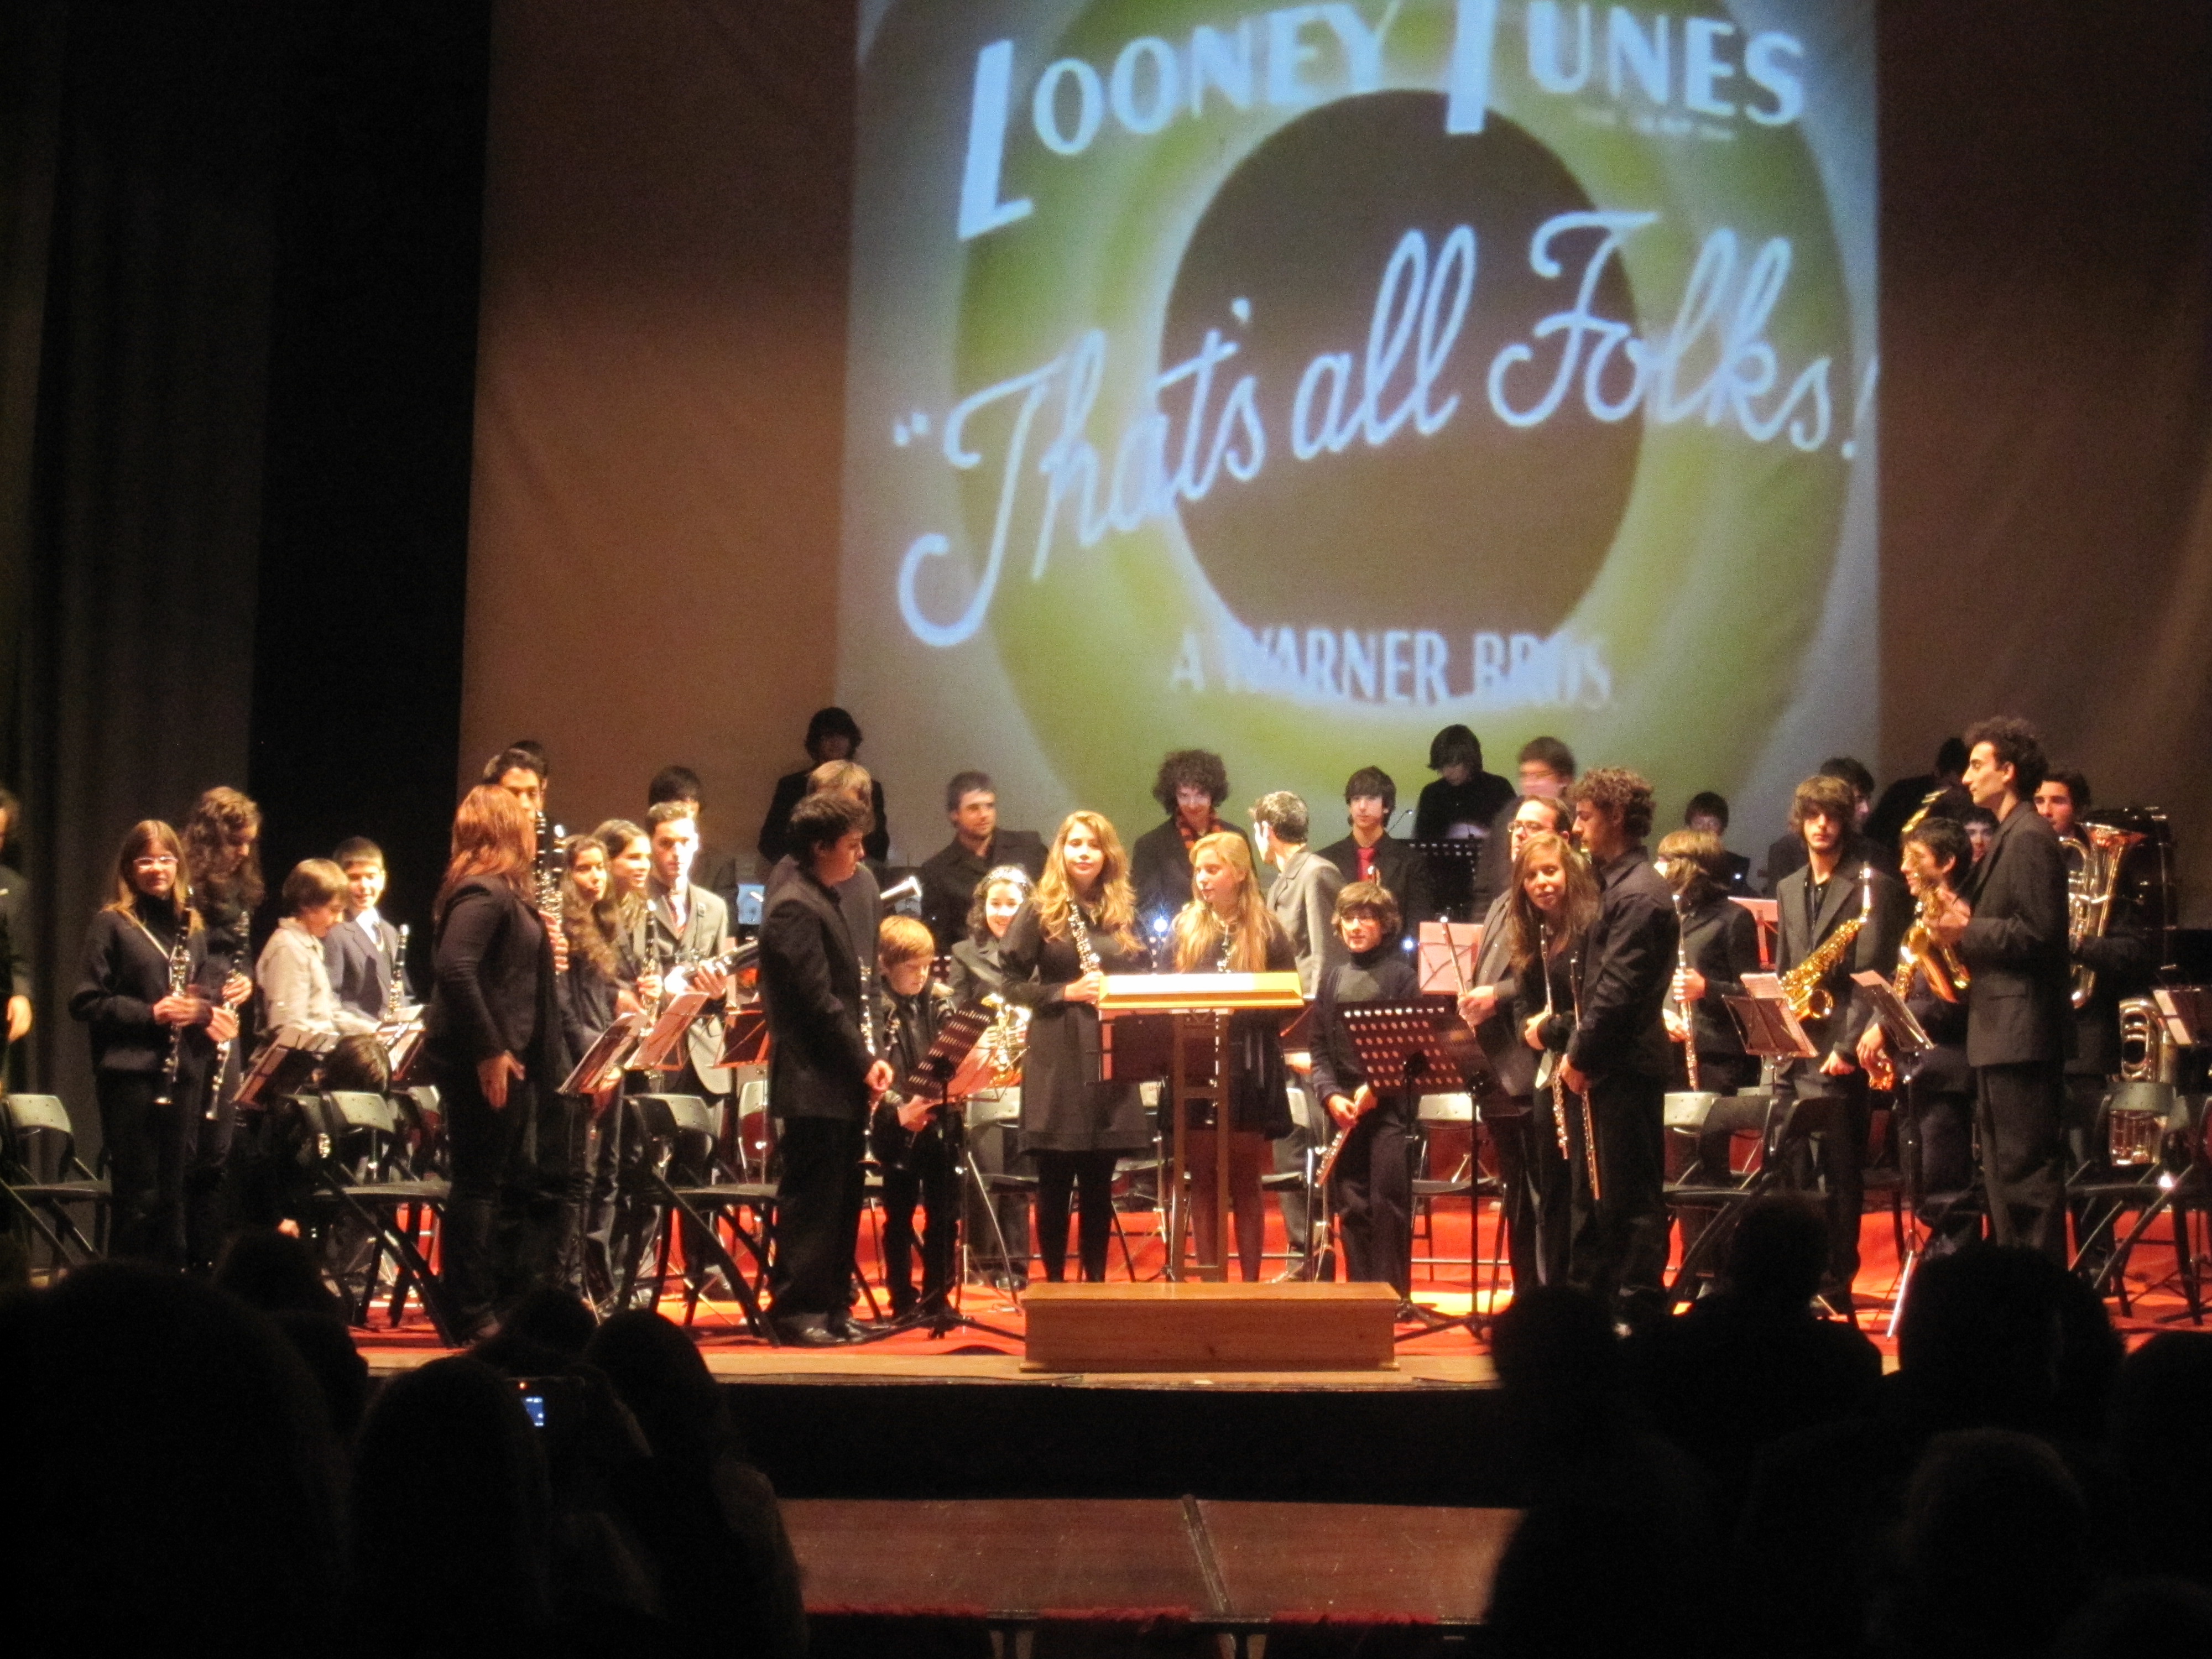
2,1094,110,1273
632,1093,774,1338
295,1091,458,1342
1661,1089,1834,1307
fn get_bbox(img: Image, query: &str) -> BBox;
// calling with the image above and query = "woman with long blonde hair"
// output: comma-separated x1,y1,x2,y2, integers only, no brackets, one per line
1172,831,1296,1280
998,811,1152,1283
423,784,568,1338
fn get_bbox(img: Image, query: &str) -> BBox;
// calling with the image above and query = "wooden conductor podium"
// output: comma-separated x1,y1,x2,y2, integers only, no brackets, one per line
1020,972,1397,1373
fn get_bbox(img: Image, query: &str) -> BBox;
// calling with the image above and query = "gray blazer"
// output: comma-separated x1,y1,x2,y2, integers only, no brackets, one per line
1467,891,1537,1098
633,878,735,1093
1266,844,1345,998
1959,802,2071,1068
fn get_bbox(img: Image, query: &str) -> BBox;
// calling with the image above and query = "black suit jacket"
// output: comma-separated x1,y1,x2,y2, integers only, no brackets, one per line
757,771,890,867
1775,860,1908,1068
1316,833,1432,939
1959,802,2071,1068
1565,847,1679,1081
325,913,400,1022
1678,894,1764,1057
1466,890,1536,1097
759,867,875,1123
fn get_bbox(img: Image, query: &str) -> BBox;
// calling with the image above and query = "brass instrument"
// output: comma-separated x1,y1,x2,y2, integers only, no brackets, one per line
2064,822,2146,1009
2117,996,2167,1084
1892,888,1970,1005
974,992,1030,1088
1778,865,1872,1024
1896,786,1946,841
2109,997,2177,1166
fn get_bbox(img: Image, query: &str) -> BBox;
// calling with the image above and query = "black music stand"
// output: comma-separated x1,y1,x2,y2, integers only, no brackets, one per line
1336,1004,1490,1339
867,1005,1021,1343
632,990,711,1073
1850,971,1933,1071
1408,839,1483,922
560,1013,645,1097
236,1032,337,1113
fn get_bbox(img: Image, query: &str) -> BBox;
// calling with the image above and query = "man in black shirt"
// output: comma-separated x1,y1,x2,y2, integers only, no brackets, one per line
1316,766,1430,942
1412,725,1515,918
1561,767,1678,1325
757,707,891,867
916,771,1046,952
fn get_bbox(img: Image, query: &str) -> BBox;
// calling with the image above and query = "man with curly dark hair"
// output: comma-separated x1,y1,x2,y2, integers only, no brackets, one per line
1129,749,1250,929
1561,766,1678,1325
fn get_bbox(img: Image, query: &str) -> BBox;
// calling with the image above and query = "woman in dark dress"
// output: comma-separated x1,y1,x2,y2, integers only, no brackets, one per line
556,830,633,1294
424,784,567,1338
998,812,1151,1283
1171,830,1296,1281
948,864,1035,1281
69,821,236,1262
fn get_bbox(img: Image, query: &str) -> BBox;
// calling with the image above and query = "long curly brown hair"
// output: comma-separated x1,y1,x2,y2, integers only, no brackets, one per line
1506,831,1600,974
181,786,263,915
561,833,622,980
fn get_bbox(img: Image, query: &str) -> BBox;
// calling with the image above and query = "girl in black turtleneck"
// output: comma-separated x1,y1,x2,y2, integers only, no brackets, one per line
1309,880,1422,1295
69,820,235,1262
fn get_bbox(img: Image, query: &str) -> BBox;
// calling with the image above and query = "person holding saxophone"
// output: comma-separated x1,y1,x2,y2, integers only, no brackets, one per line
1773,774,1909,1313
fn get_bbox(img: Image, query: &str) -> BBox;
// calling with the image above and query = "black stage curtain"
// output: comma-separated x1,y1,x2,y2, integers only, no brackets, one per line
0,1,485,1143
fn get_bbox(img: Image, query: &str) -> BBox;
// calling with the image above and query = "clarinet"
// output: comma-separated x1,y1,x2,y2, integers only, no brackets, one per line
153,908,192,1108
387,922,410,1017
1067,900,1102,976
533,811,566,915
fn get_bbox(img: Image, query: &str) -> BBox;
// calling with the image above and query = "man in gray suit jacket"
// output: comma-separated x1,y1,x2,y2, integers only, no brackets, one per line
1254,791,1344,1275
1934,717,2073,1260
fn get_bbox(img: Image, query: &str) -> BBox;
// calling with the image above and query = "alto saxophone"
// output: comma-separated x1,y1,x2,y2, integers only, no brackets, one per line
975,993,1031,1088
1779,865,1873,1024
1867,886,1971,1093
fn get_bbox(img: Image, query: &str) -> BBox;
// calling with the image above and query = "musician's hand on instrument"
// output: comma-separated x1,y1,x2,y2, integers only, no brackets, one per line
222,972,253,1008
479,1051,525,1109
1662,1008,1690,1042
896,1098,936,1133
1327,1092,1358,1127
153,993,202,1027
1064,970,1104,1005
865,1058,895,1099
542,914,570,972
614,987,643,1016
1561,1058,1589,1095
1457,985,1498,1027
206,1006,239,1044
637,972,663,1007
5,994,28,1042
1521,1013,1547,1051
1352,1083,1378,1119
689,967,729,998
1818,1050,1856,1078
1931,892,1970,947
1675,967,1707,1003
1856,1025,1887,1069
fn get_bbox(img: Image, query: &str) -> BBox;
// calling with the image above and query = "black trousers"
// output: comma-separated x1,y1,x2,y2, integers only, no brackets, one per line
878,1125,957,1313
770,1115,867,1318
1567,1070,1668,1313
1333,1104,1412,1295
95,1070,173,1263
442,1069,573,1335
582,1094,664,1307
1273,1084,1322,1258
1488,1096,1573,1292
1786,1068,1872,1293
1902,1081,1978,1254
1975,1060,2067,1261
1034,1147,1118,1282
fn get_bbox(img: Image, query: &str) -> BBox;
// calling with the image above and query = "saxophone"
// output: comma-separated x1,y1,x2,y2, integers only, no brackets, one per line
974,993,1031,1088
1780,865,1873,1023
1893,888,1970,1005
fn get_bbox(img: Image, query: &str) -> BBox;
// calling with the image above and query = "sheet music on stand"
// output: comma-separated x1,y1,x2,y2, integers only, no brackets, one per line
1850,970,1933,1061
632,990,711,1072
1725,972,1819,1061
377,1018,425,1083
2152,985,2209,1048
1415,919,1485,997
236,1030,337,1110
560,1011,645,1095
905,1005,993,1102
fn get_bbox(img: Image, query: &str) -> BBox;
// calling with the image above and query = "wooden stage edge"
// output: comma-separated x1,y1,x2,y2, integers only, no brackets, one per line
362,1343,1496,1389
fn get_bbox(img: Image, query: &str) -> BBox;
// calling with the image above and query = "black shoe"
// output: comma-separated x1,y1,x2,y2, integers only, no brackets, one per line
773,1313,847,1347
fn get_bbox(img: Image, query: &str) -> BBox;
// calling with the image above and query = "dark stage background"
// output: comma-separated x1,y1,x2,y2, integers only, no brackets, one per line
2,0,2208,1151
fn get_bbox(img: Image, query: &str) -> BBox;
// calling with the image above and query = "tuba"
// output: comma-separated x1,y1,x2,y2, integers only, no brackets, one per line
2064,822,2146,1009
